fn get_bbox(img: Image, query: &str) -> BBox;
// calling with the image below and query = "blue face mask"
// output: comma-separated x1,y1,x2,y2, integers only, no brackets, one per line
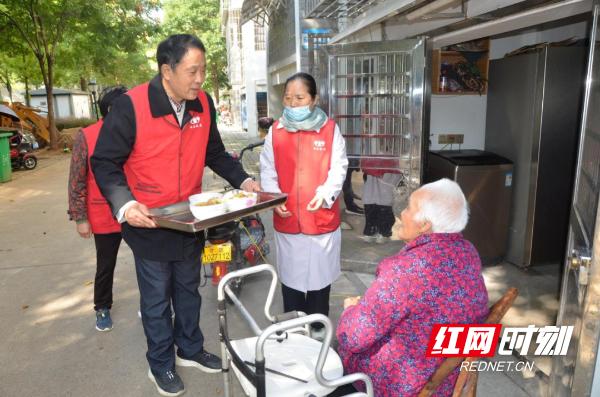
283,105,313,122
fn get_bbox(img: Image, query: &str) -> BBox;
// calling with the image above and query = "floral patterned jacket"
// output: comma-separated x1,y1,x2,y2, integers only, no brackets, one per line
336,233,489,397
67,130,88,222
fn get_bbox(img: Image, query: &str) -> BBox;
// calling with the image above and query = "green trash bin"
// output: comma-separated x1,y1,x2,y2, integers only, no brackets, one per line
0,132,13,183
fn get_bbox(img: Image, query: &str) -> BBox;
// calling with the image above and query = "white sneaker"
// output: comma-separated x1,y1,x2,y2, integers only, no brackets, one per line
376,234,389,244
358,235,376,243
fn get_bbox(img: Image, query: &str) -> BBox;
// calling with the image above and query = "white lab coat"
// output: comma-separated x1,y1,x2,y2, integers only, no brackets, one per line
259,121,348,292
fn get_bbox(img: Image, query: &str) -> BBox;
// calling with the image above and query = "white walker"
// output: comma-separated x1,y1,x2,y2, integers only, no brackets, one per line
216,264,373,397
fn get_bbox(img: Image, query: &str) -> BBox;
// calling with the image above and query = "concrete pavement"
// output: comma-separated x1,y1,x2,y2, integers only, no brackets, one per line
0,127,536,397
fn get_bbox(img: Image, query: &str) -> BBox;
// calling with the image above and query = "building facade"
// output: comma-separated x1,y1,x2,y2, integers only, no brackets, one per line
241,0,600,395
29,88,92,119
221,0,268,136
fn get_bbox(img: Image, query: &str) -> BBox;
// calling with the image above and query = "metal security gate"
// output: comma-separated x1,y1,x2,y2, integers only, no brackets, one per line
318,38,428,191
551,2,600,395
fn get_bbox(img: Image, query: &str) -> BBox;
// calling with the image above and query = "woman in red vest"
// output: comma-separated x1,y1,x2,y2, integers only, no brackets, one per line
68,86,127,332
260,72,348,340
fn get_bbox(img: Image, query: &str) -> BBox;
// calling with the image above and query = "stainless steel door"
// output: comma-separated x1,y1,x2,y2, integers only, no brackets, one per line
318,38,429,191
551,3,600,395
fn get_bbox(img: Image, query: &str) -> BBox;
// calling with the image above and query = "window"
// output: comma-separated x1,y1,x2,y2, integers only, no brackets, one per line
256,92,267,118
254,22,265,51
229,9,241,47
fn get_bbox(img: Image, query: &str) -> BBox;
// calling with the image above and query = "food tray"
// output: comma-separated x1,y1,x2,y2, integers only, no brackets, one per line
148,191,287,233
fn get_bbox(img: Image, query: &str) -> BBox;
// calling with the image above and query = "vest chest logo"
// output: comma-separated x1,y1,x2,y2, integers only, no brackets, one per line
313,140,326,151
189,116,202,128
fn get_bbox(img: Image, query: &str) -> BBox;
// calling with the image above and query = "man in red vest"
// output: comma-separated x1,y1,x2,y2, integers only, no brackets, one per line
91,35,260,396
68,85,128,332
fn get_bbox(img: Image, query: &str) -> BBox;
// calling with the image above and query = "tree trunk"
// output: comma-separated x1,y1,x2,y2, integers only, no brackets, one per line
211,63,220,104
25,77,30,106
7,79,12,103
46,59,59,150
1,71,13,102
79,76,87,92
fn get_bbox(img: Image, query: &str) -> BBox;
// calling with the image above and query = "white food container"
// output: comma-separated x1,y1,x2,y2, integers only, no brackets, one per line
189,192,226,220
223,190,258,212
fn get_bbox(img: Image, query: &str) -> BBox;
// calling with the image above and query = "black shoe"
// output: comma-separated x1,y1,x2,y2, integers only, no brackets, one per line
148,368,185,397
176,350,221,373
345,204,364,215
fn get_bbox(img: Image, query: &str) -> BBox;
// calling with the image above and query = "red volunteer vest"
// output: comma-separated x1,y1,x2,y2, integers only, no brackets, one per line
83,121,121,234
272,119,341,235
125,84,211,208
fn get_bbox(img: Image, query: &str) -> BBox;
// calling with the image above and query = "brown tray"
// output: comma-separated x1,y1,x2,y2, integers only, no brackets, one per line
148,191,287,233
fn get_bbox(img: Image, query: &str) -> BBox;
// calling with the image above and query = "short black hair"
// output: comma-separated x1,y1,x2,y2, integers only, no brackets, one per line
284,72,317,99
98,85,127,118
156,34,206,73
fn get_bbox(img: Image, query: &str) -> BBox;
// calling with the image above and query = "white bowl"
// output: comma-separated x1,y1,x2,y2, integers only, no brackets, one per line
223,190,258,212
189,192,226,220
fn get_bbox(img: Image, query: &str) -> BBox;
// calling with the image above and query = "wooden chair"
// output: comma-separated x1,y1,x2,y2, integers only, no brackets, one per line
418,288,519,397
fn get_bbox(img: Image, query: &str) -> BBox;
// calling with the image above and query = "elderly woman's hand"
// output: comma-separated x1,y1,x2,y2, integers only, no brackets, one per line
343,296,361,309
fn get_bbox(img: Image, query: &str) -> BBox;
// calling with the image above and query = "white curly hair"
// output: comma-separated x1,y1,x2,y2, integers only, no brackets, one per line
414,178,469,233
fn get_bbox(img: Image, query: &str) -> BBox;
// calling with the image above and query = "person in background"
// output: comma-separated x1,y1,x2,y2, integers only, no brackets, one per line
68,85,128,332
360,171,402,244
336,179,488,397
91,34,260,397
342,158,364,216
260,72,348,341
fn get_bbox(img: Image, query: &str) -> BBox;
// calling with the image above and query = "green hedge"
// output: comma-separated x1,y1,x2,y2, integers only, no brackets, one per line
55,117,97,131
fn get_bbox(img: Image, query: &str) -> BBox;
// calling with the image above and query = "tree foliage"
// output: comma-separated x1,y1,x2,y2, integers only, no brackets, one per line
0,11,43,104
54,1,160,88
161,0,230,103
0,48,42,104
0,0,159,148
0,0,232,148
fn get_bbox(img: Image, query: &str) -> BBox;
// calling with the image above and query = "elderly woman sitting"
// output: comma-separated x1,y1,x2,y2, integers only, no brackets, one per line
336,179,488,397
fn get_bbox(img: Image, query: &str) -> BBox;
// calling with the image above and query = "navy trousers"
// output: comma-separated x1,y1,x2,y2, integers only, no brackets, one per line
134,256,205,372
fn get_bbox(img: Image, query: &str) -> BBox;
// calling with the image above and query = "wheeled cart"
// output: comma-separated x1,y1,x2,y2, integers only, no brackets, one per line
217,264,373,397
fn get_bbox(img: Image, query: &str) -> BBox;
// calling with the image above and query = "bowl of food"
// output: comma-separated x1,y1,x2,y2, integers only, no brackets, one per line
189,192,226,220
223,190,258,212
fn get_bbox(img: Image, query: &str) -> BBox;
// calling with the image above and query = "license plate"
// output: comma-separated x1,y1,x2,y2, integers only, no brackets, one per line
202,242,232,263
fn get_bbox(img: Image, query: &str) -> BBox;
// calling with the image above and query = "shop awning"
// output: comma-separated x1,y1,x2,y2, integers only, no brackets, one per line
241,0,284,25
303,0,383,19
0,104,19,120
